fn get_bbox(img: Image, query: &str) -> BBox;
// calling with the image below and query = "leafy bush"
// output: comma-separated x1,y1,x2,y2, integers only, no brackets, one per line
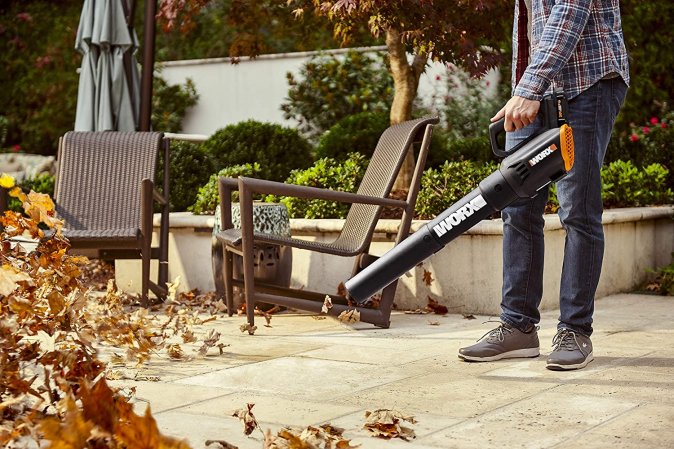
617,1,674,131
282,50,393,139
441,136,494,165
0,116,8,147
201,121,312,182
7,173,55,213
190,162,261,214
414,160,499,219
156,140,215,212
436,66,506,142
315,111,390,160
152,75,199,133
601,160,673,208
266,153,369,219
0,2,81,155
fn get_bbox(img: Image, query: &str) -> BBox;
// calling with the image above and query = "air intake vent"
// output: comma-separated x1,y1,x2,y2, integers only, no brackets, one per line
560,124,575,171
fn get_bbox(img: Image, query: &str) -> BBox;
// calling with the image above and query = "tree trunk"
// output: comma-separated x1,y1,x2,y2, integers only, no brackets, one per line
385,28,427,191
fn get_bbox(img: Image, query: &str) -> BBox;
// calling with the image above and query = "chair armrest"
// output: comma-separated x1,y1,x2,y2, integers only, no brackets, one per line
218,177,240,230
238,177,408,209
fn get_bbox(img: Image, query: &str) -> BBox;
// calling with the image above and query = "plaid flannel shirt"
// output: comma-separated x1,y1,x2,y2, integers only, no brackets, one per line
512,0,630,100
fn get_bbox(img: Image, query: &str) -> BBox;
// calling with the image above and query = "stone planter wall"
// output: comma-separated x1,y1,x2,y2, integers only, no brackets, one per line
115,207,674,315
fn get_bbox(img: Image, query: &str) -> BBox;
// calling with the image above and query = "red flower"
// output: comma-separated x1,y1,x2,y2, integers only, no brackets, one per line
16,12,32,22
629,134,639,142
435,74,441,81
642,126,650,134
12,145,21,152
662,123,668,129
650,117,659,125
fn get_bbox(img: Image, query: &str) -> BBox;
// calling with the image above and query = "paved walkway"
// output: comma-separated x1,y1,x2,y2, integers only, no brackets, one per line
110,293,674,448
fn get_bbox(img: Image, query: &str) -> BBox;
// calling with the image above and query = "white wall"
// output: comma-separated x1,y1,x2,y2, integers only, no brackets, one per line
158,46,500,136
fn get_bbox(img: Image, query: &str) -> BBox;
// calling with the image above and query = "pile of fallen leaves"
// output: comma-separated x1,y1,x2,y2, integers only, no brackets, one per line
0,177,193,447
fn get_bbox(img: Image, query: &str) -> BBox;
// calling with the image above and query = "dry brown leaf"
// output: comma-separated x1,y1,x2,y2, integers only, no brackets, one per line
322,296,333,313
231,403,260,436
427,320,440,326
426,296,449,315
462,313,476,320
337,309,360,324
422,269,434,286
116,404,192,449
205,440,239,449
0,264,31,296
363,409,416,441
40,397,94,449
167,343,185,360
240,323,258,335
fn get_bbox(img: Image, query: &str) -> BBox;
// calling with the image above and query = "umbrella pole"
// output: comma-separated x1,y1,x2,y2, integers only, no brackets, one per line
139,0,157,131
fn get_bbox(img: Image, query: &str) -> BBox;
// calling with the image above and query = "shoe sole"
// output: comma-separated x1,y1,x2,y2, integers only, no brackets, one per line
458,347,540,362
546,352,594,371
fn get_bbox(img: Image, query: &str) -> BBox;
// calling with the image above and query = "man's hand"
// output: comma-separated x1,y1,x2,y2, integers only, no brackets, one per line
491,96,541,132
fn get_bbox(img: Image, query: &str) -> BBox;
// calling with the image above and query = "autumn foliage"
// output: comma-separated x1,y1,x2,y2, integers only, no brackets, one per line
0,179,191,448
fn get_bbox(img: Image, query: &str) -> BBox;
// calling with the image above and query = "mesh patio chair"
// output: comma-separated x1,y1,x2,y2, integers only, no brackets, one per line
215,116,439,331
54,131,170,303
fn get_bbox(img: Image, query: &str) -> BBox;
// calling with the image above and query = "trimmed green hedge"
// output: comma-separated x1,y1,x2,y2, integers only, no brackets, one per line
201,121,313,182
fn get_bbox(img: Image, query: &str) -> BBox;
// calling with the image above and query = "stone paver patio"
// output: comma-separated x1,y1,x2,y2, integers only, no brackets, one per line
110,293,674,448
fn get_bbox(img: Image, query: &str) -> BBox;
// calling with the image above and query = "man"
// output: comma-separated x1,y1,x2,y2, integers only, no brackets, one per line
458,0,629,370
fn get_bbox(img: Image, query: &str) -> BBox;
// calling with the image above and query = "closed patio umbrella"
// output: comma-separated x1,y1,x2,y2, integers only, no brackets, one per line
74,0,140,132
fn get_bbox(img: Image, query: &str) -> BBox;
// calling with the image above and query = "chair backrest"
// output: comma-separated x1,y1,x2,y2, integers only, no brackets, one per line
55,131,164,232
334,116,438,253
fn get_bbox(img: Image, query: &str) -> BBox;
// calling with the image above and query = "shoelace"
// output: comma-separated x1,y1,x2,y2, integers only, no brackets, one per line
477,323,514,343
552,329,583,353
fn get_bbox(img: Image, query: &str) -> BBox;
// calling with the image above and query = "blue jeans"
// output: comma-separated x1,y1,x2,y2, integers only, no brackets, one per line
500,77,628,336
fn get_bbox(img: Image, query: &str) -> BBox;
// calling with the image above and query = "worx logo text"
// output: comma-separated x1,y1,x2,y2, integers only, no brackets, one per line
432,195,487,238
528,143,557,166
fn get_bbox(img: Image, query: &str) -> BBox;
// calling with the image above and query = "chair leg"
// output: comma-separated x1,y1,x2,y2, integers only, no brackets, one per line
223,249,235,317
141,250,150,306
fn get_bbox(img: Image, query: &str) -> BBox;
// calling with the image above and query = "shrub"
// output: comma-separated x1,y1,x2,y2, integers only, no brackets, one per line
152,75,199,133
415,160,499,219
201,121,313,182
648,257,674,296
7,173,55,213
281,50,394,139
266,153,369,219
315,111,390,160
190,162,261,214
601,160,673,208
442,136,495,164
156,140,216,212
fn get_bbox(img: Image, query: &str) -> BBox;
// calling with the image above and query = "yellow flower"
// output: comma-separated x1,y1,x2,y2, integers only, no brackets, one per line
0,173,15,189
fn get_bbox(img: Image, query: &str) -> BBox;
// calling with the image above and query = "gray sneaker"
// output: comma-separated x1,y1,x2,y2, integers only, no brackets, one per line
458,323,540,362
546,329,593,371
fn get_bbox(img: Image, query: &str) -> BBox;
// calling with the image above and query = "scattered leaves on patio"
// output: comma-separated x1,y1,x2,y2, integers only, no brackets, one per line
337,309,361,323
363,409,417,441
264,424,359,449
166,275,182,302
0,186,194,447
167,343,186,360
198,328,222,356
322,295,333,313
427,320,440,326
232,403,261,436
426,296,449,315
422,269,434,286
240,322,258,335
462,313,476,320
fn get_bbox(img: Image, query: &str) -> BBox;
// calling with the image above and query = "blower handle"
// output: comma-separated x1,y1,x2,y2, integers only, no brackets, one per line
489,89,569,158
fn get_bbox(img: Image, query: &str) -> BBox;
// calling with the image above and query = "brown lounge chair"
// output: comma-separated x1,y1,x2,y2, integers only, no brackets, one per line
54,131,170,303
215,116,438,331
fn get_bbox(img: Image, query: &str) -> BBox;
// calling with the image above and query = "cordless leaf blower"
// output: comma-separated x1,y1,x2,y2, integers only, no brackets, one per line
345,90,575,304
